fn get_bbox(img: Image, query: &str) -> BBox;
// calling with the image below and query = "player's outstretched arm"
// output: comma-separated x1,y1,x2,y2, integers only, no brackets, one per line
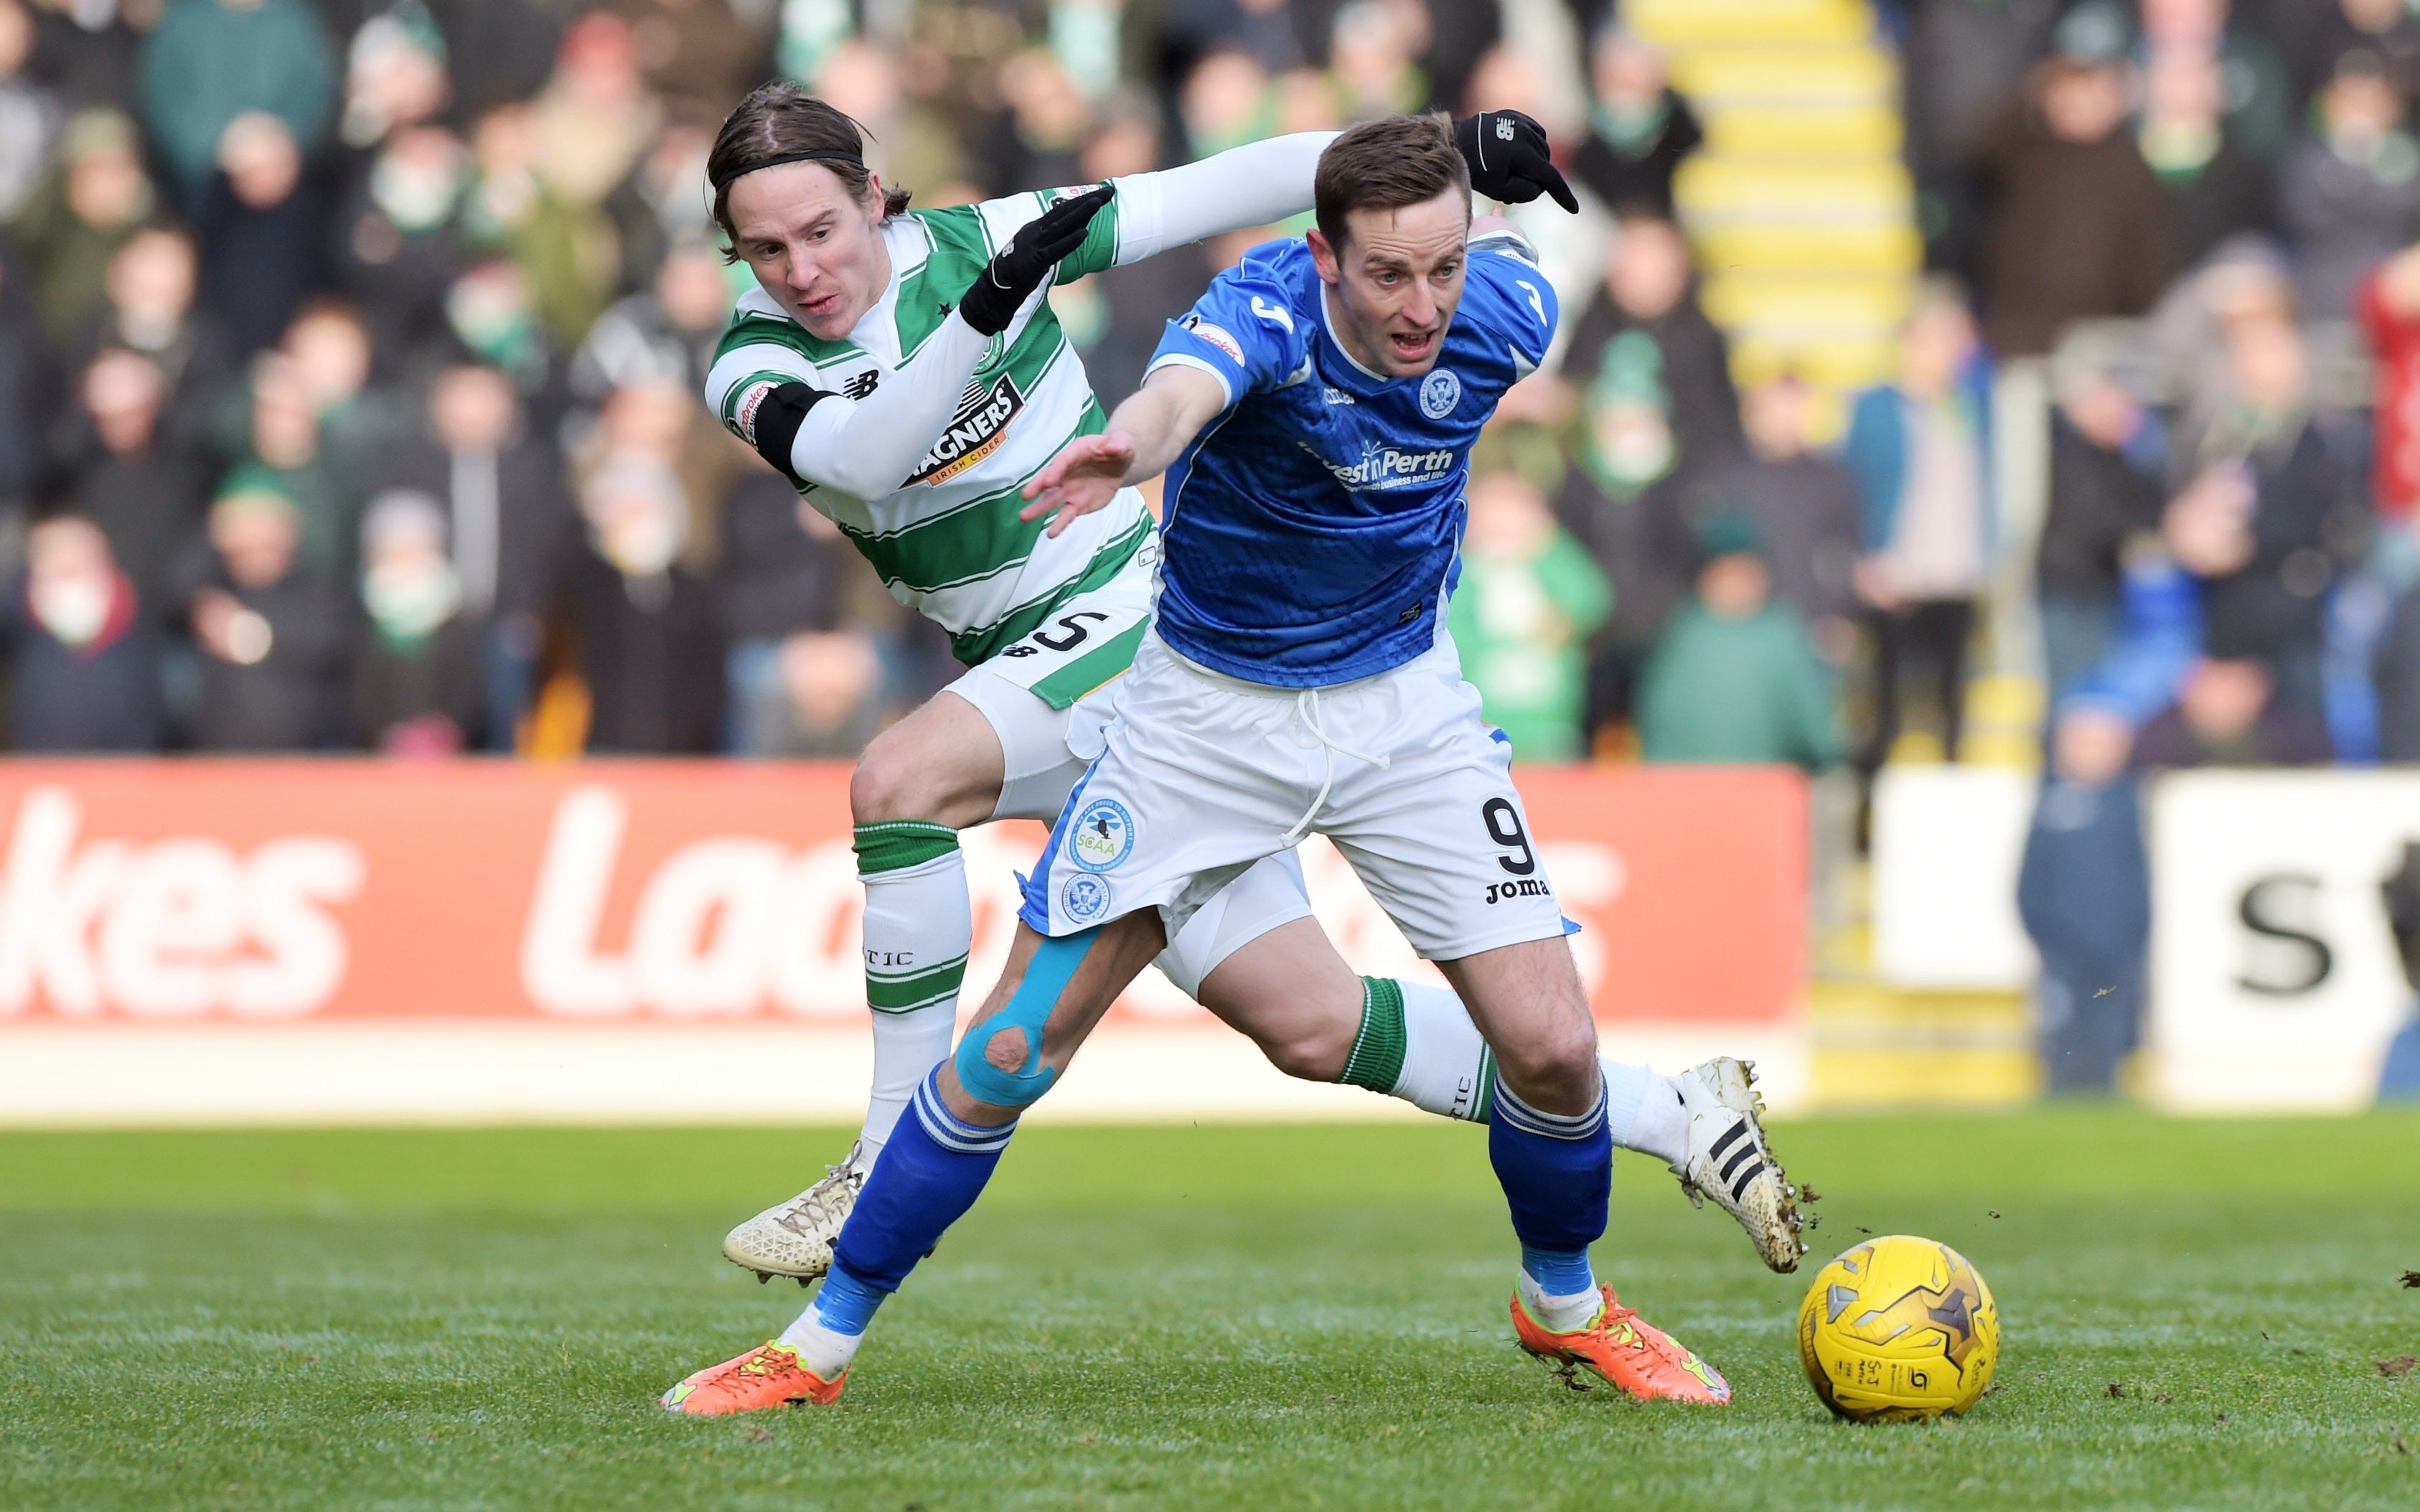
1108,133,1335,265
731,188,1115,498
1019,365,1228,537
1109,111,1573,273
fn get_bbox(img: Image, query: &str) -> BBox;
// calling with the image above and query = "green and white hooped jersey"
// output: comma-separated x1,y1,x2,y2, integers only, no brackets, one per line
705,190,1152,667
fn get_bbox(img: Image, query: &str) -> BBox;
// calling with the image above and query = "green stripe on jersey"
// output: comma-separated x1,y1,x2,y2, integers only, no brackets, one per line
1026,618,1149,711
900,205,990,354
711,314,858,370
837,395,1106,586
950,513,1152,665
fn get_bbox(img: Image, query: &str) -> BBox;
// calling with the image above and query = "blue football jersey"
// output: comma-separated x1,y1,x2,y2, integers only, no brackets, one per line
1144,230,1559,686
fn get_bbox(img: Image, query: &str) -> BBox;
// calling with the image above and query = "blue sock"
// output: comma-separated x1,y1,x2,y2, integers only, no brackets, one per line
1520,1244,1595,1297
828,1069,1018,1295
811,1264,888,1335
1488,1073,1610,1254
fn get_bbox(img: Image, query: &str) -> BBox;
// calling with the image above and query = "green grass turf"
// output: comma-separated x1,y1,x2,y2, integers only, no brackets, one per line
4,1109,2419,1511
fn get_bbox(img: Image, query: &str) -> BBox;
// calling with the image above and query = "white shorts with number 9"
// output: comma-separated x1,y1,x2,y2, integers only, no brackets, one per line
1018,626,1567,962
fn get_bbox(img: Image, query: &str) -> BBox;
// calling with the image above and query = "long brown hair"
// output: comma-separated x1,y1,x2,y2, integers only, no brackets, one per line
706,82,910,258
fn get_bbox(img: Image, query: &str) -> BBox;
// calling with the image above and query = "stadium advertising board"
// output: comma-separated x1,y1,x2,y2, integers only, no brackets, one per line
2147,771,2418,1112
1870,766,2036,990
0,762,1809,1122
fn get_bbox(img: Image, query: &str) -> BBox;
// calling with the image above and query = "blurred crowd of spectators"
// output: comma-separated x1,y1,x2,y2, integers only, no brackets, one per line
2,0,2420,782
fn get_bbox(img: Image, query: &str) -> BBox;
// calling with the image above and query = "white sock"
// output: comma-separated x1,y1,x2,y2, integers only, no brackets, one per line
777,1305,863,1379
1382,980,1677,1161
855,825,972,1152
861,1000,955,1152
1516,1266,1603,1333
1614,1072,1687,1167
1384,980,1493,1119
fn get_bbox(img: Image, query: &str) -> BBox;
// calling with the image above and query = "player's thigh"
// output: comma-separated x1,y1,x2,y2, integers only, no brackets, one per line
1163,853,1365,1079
941,659,1097,824
1191,917,1368,1081
851,687,1008,830
1158,848,1316,999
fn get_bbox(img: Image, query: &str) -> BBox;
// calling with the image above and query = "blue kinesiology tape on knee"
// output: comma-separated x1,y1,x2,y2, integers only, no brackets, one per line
953,928,1098,1107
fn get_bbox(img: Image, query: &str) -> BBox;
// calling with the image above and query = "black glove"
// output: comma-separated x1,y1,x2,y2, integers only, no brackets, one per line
957,184,1117,336
1454,110,1579,214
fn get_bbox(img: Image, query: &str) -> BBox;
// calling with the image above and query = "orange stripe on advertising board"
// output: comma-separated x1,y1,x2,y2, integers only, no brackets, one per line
0,763,1805,1028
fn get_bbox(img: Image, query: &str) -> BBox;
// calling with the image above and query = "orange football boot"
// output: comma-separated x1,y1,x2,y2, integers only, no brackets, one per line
1510,1285,1732,1404
660,1342,846,1415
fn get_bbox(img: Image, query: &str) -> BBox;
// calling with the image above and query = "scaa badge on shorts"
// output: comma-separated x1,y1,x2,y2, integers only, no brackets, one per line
1420,368,1460,420
1067,798,1135,872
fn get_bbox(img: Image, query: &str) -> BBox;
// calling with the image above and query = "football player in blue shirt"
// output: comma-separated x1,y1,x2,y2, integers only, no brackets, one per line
664,113,1809,1415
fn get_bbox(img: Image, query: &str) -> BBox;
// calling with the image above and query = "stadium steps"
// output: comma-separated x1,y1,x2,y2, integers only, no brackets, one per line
1806,871,2039,1110
1626,0,2036,1106
1627,0,1918,423
1626,0,1874,47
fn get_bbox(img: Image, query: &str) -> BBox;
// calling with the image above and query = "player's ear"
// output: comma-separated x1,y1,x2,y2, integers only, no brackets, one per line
1306,227,1341,285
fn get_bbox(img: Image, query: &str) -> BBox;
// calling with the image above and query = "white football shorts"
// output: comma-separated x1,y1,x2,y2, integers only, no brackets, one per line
1019,628,1567,962
946,548,1312,999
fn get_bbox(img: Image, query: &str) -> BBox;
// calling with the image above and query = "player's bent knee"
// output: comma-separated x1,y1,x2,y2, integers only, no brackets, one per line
849,743,934,825
981,1025,1030,1074
952,929,1100,1109
953,1024,1053,1108
1496,1023,1601,1102
1262,1020,1355,1082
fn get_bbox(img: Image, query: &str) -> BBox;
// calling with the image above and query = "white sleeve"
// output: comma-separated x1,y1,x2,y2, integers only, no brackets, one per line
1108,132,1339,266
780,312,996,497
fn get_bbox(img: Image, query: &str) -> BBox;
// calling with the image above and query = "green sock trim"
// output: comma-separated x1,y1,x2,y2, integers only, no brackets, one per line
853,820,960,875
1470,1046,1498,1124
1339,977,1409,1093
865,952,970,1013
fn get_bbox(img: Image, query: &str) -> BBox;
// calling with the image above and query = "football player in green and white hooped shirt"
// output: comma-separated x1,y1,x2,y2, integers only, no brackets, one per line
698,83,1802,1293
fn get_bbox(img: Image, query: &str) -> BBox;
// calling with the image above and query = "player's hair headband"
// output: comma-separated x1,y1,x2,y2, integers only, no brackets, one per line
710,149,867,194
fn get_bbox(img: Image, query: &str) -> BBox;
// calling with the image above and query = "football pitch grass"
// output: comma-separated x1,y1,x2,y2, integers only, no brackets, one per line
3,1109,2417,1511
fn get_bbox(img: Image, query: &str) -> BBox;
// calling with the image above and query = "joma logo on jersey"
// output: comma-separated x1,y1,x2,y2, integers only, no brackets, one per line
1484,878,1552,905
905,372,1024,486
1310,442,1456,490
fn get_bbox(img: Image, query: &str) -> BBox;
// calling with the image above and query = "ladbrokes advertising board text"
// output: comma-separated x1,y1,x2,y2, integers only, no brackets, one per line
0,762,1808,1120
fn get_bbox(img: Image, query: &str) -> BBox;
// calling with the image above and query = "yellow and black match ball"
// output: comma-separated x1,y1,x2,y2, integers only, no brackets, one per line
1797,1235,1999,1421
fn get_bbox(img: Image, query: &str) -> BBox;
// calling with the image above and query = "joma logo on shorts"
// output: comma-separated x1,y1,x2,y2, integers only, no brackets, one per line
906,372,1023,486
1484,878,1552,905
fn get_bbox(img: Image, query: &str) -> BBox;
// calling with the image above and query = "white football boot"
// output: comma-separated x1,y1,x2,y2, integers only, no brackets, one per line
721,1140,871,1285
1669,1057,1815,1272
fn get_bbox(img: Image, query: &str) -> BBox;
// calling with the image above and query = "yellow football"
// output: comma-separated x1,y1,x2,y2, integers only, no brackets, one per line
1796,1234,1999,1421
